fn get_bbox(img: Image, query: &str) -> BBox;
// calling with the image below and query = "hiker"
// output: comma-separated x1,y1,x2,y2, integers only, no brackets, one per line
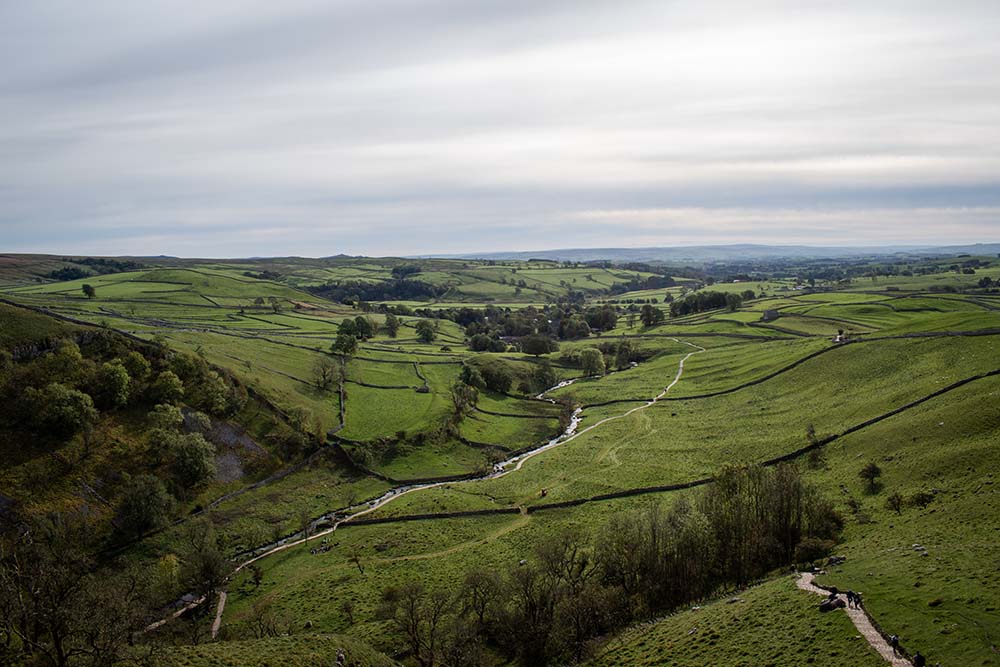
846,590,857,608
889,634,901,656
854,591,863,608
911,652,925,667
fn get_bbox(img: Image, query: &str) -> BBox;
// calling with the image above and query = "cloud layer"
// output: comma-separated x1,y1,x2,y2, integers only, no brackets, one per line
3,0,999,256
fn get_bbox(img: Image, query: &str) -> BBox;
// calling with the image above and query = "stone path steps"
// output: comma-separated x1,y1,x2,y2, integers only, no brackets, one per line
797,572,912,666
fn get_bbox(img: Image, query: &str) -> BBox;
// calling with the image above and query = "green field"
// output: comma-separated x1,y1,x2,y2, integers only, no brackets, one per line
2,253,999,667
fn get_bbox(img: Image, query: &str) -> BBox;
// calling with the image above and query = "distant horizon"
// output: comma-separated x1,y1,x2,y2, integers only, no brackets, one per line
5,240,1000,262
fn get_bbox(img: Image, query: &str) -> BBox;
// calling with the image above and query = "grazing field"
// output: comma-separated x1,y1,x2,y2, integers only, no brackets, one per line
2,254,999,667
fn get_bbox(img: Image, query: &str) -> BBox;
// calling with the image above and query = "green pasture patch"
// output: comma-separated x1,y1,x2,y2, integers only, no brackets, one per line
339,385,446,442
5,270,150,295
709,310,764,323
475,393,565,418
666,337,828,396
794,291,894,304
161,330,342,433
874,311,1000,335
348,358,422,387
460,410,562,449
761,313,867,336
370,439,492,479
847,273,980,292
783,303,916,329
889,295,988,312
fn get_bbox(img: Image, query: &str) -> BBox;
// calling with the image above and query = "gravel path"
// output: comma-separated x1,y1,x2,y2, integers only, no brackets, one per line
797,572,912,666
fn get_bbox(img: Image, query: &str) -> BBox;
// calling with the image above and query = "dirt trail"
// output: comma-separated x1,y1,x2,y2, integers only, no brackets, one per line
796,572,912,666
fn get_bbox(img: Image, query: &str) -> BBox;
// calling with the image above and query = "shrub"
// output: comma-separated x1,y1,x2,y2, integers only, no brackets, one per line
795,537,835,564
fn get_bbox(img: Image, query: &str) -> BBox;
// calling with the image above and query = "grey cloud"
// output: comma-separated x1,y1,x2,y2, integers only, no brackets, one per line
2,0,1000,256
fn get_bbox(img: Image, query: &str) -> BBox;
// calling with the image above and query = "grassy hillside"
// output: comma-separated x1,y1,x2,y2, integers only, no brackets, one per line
2,254,999,666
589,575,886,667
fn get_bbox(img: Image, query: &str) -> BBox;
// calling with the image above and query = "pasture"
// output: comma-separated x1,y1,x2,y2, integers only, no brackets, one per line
2,254,999,666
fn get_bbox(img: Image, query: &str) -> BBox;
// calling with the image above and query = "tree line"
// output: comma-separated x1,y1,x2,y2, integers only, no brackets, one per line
377,464,843,666
669,290,754,317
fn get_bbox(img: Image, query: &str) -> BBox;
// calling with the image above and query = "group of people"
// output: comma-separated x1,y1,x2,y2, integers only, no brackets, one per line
825,586,863,608
828,587,929,666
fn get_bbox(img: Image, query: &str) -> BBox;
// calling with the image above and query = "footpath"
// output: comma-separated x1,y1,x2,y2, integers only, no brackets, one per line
797,572,912,666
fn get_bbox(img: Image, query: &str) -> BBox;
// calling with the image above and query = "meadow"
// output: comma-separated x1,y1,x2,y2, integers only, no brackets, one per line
2,253,999,666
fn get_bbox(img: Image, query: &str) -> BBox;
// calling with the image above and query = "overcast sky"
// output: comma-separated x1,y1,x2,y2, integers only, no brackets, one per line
2,0,1000,257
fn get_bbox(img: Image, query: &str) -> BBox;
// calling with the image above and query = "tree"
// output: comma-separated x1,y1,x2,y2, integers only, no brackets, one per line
640,304,664,327
169,433,216,490
331,332,358,356
520,334,558,357
385,313,401,338
584,306,618,331
580,348,606,376
25,383,99,438
380,583,453,667
459,364,486,390
450,382,479,422
859,461,882,493
614,338,636,369
338,319,358,338
149,370,185,404
237,598,290,639
117,474,175,538
415,320,437,343
81,284,96,299
192,369,232,415
0,512,149,667
460,568,502,628
531,360,558,394
96,361,131,408
886,491,903,515
475,360,514,393
354,315,375,340
313,357,338,389
120,351,151,384
182,518,228,600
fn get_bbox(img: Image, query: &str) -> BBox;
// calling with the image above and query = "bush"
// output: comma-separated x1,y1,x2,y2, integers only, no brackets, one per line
794,537,835,564
909,490,935,508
